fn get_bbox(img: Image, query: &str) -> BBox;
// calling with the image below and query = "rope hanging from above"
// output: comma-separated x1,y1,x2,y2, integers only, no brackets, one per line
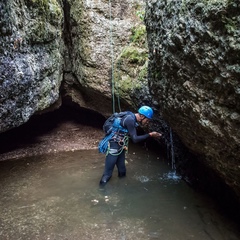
108,0,115,114
108,0,122,114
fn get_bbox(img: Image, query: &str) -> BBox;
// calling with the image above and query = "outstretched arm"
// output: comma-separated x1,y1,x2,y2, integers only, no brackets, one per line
123,115,161,143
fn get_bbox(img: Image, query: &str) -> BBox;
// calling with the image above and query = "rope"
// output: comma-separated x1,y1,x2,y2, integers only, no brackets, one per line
108,3,147,114
98,132,114,154
109,0,115,113
116,61,122,112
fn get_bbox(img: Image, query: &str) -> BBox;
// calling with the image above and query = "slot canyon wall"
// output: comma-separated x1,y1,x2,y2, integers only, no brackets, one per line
145,0,240,208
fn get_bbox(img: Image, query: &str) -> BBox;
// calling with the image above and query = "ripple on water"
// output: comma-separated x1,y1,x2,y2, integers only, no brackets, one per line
135,171,182,184
135,175,150,183
159,171,181,183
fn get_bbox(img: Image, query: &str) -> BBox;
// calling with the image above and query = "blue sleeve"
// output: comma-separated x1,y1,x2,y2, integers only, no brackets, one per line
122,115,150,143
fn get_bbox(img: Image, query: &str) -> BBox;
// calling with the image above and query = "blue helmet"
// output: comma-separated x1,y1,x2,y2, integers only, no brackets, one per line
138,106,153,119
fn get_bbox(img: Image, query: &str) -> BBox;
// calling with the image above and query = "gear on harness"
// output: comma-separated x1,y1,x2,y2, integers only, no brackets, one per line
98,134,129,154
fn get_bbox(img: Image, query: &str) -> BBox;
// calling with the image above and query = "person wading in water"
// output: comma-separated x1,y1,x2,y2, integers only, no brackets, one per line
99,106,162,186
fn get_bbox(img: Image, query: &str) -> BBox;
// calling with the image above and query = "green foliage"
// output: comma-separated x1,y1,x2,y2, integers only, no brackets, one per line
25,0,49,12
130,25,146,47
224,17,238,33
133,2,145,21
25,0,62,17
136,10,145,21
121,47,148,65
138,63,148,82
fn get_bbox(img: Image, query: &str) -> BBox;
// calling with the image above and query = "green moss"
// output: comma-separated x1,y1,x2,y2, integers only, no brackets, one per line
25,0,62,42
119,76,132,90
114,61,148,101
29,21,47,42
25,0,62,19
136,10,145,21
115,75,141,97
26,0,49,12
121,47,147,65
130,25,146,46
224,17,238,33
138,63,148,82
132,2,145,21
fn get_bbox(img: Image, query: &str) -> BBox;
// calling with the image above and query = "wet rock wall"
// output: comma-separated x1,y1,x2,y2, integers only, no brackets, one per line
0,0,64,132
145,0,240,202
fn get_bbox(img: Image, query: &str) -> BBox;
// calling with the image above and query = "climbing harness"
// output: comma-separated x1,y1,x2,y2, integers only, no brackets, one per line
98,132,129,155
98,130,129,155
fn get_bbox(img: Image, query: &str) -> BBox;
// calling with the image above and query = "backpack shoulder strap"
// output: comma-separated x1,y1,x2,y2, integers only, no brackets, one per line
121,111,135,127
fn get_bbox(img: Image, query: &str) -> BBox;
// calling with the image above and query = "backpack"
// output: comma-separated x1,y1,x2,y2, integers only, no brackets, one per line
103,111,132,135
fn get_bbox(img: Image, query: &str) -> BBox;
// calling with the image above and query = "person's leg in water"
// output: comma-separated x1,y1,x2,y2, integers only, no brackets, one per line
116,149,126,178
99,141,120,185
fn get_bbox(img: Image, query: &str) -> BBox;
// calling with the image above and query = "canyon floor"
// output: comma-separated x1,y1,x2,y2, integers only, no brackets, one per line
0,109,104,161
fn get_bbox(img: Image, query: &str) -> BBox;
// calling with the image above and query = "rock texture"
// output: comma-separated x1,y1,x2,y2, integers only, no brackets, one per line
62,0,148,115
145,0,240,203
0,0,64,132
0,0,148,132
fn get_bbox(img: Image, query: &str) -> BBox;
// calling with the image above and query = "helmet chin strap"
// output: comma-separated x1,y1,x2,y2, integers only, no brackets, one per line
138,115,146,126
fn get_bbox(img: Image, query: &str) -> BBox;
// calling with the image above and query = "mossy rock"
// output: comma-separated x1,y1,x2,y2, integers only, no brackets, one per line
120,46,148,65
25,0,62,19
25,0,49,11
131,24,147,47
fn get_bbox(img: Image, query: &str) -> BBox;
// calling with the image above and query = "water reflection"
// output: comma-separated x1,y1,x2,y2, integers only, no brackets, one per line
0,145,239,240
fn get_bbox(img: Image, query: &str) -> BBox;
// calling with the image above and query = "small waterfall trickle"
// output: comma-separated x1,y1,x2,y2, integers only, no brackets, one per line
162,127,181,182
169,128,175,170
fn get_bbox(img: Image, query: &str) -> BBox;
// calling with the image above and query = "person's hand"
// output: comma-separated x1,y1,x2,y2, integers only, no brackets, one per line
149,131,162,138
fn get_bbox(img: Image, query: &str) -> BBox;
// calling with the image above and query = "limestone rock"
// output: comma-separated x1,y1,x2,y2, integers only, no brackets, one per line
145,0,240,202
0,0,64,132
63,0,148,115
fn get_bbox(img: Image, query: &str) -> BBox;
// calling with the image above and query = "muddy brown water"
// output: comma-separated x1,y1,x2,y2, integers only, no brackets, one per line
0,144,239,240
